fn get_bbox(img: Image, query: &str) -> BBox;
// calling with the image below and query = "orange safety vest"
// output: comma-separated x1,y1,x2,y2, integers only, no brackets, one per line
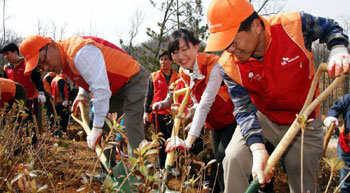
58,36,140,95
51,74,69,103
151,69,178,115
43,72,56,95
0,78,16,106
219,12,318,125
177,53,236,130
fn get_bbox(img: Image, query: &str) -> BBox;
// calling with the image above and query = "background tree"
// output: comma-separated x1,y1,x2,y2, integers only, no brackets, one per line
119,9,145,58
139,0,208,71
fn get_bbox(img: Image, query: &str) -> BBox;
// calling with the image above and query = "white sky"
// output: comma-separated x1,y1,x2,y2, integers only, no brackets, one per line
3,0,350,46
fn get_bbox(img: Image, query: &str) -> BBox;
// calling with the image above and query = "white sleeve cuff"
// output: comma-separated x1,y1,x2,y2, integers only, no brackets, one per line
93,115,105,128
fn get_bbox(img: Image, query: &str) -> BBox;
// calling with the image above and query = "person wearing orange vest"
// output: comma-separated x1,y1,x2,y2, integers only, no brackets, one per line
1,42,46,134
51,74,69,138
324,94,350,193
153,29,237,192
143,51,178,169
0,78,26,107
204,0,350,192
19,35,147,161
42,72,56,125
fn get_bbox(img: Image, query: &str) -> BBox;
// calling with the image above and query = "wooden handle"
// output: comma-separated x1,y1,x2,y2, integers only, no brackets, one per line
322,122,337,157
165,87,191,169
71,102,111,173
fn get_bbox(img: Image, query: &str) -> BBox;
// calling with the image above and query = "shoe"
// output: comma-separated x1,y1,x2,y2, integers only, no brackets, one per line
93,172,106,183
202,180,210,190
81,172,106,184
171,168,180,177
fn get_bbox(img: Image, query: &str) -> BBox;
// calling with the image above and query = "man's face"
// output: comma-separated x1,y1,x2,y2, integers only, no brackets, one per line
225,30,259,62
171,38,198,70
36,44,61,73
2,51,18,63
159,54,172,71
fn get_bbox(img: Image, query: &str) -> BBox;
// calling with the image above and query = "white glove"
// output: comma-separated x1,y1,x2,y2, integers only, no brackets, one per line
38,91,46,104
152,102,164,111
328,46,350,78
251,146,269,184
62,100,69,107
143,112,149,124
87,127,102,150
324,116,339,128
165,136,191,152
71,94,86,113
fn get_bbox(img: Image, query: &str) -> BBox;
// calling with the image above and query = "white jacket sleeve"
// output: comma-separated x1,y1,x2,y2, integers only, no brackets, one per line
188,63,222,137
74,44,112,127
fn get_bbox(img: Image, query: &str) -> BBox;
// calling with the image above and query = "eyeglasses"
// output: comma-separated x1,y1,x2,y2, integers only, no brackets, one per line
38,44,48,66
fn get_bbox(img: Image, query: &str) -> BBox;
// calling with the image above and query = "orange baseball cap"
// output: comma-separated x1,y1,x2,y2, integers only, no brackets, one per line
19,35,52,75
205,0,254,52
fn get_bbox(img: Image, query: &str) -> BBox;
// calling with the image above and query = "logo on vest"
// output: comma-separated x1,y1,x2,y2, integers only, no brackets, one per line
248,72,262,81
281,55,300,66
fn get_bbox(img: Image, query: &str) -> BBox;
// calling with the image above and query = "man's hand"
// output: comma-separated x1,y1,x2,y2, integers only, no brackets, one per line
152,102,164,111
71,94,86,113
143,112,149,125
328,46,350,78
165,136,191,152
250,143,269,185
87,127,102,150
324,116,339,128
38,91,46,104
62,100,69,107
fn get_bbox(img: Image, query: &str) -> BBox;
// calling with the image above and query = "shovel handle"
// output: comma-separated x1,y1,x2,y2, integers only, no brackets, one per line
71,102,111,173
165,87,191,170
245,62,346,193
322,122,337,157
49,97,59,121
28,99,40,137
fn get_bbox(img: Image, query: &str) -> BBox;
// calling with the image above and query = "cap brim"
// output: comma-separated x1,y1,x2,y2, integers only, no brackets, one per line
24,53,39,76
205,26,239,52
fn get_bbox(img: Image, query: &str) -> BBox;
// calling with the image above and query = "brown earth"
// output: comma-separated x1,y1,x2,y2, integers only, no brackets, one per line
4,120,340,193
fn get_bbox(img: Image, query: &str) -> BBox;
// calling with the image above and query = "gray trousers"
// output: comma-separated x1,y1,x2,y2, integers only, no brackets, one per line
107,64,147,151
223,111,323,193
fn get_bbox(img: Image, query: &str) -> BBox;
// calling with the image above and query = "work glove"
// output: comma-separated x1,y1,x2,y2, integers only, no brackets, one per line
38,91,46,104
251,145,269,185
71,94,86,113
170,103,190,118
165,136,191,152
143,112,149,125
328,46,350,78
62,100,69,107
87,127,103,150
152,102,165,111
324,116,339,128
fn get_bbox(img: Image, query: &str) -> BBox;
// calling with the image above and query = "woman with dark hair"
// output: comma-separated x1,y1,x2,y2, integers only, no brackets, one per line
153,28,237,192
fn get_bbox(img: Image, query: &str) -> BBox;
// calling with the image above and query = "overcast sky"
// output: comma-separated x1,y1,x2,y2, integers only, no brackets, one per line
3,0,350,46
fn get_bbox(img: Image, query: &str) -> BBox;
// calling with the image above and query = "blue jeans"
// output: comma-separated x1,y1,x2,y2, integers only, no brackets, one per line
337,143,350,193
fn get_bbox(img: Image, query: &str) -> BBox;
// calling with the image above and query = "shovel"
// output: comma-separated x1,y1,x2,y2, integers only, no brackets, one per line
322,122,337,158
245,62,347,193
29,99,40,137
71,102,136,193
49,97,59,122
159,87,191,193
